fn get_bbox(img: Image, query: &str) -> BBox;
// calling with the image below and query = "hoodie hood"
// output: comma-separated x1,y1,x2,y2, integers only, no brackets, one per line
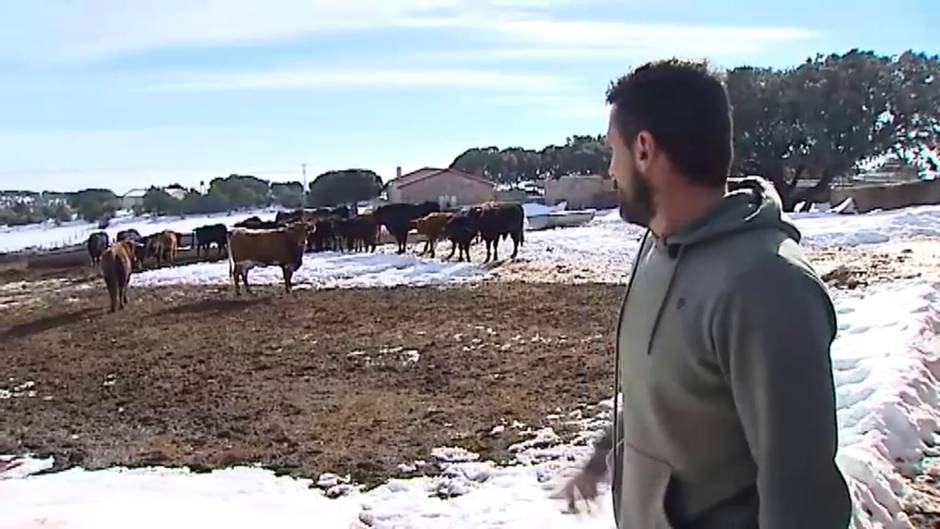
664,176,801,248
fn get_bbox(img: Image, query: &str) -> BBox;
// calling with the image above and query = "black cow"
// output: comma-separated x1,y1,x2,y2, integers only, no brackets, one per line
275,210,305,225
86,231,110,266
338,215,378,252
135,233,159,266
234,216,283,230
194,223,228,258
470,203,524,263
372,201,440,254
308,218,338,252
116,229,142,243
443,213,478,262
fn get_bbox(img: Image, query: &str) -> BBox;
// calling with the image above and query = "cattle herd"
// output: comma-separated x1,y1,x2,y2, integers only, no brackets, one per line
85,202,525,312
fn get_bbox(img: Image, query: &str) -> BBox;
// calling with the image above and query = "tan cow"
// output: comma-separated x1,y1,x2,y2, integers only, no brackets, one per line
154,230,179,266
410,212,455,258
100,240,139,312
227,222,308,295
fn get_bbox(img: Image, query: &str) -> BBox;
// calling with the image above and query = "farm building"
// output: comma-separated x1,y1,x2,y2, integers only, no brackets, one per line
121,188,147,210
386,167,495,207
544,174,618,209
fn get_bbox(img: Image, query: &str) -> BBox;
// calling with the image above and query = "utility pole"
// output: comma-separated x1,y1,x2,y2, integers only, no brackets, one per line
301,163,308,207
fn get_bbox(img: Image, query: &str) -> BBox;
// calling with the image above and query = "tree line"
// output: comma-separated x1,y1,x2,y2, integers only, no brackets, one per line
2,48,937,225
0,171,385,226
451,50,940,211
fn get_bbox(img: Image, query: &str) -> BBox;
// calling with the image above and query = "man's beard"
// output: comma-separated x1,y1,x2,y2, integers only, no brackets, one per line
616,171,653,227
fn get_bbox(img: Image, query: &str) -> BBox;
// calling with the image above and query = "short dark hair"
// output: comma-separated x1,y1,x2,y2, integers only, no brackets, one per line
606,59,733,187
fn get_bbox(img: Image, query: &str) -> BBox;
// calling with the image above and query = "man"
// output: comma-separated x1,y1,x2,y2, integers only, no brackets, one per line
558,60,852,528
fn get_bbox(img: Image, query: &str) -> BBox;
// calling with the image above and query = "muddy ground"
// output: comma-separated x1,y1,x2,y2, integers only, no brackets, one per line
0,278,621,487
3,238,940,525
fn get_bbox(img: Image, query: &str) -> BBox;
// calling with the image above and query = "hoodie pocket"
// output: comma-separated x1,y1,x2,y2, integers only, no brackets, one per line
619,442,676,529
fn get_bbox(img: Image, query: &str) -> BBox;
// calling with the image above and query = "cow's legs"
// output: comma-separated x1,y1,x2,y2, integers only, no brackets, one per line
282,266,293,293
232,263,242,296
461,242,472,262
445,241,457,260
105,274,118,313
242,268,253,295
511,232,522,259
429,238,437,258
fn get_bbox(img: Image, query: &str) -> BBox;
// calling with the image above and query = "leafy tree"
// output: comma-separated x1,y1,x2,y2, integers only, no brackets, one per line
207,174,272,209
308,169,383,207
69,189,118,222
728,49,940,210
272,181,305,208
451,136,611,185
141,187,180,215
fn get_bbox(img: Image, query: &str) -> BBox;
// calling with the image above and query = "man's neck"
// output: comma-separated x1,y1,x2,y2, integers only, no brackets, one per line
649,183,725,238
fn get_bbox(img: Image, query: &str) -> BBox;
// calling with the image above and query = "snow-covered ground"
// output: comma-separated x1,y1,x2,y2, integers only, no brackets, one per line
0,208,279,253
3,280,939,529
132,251,485,289
519,204,940,282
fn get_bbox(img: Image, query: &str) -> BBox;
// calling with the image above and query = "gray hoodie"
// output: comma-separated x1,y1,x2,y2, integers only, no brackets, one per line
587,177,852,528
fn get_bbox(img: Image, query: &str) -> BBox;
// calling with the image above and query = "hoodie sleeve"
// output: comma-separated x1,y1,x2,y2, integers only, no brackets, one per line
710,255,851,529
584,408,622,476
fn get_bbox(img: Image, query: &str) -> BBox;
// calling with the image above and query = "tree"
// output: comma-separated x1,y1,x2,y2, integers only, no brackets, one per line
728,50,940,211
307,169,382,207
69,189,118,222
207,174,272,210
451,136,611,185
141,187,180,216
271,181,304,208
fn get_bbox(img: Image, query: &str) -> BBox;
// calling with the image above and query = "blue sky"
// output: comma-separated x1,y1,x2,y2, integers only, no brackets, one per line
0,0,937,193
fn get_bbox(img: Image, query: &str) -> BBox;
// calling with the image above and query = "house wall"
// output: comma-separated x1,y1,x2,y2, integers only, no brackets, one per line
390,173,495,206
545,176,618,209
830,179,940,213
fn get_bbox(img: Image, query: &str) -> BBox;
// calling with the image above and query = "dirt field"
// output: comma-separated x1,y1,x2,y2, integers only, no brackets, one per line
0,277,621,487
4,237,940,527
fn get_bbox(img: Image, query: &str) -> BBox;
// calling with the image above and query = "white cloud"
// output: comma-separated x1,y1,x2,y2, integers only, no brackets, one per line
0,1,818,64
126,67,569,93
0,0,461,63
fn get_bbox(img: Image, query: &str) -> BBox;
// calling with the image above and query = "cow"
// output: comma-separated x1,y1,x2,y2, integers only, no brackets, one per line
227,222,308,295
443,213,478,262
132,233,158,268
337,215,379,253
154,230,179,266
372,201,440,254
410,212,454,259
308,218,339,252
275,209,305,225
86,231,110,266
469,202,525,263
116,229,142,243
100,240,139,312
194,223,228,258
234,216,283,230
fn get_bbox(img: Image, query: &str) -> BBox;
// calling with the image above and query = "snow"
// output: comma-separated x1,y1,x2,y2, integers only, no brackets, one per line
830,281,940,529
0,208,279,253
3,280,939,528
131,251,486,289
520,205,940,282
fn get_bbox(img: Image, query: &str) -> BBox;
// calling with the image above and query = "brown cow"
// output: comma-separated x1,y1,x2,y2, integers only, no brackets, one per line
410,212,454,259
154,230,179,266
227,222,308,295
100,240,138,312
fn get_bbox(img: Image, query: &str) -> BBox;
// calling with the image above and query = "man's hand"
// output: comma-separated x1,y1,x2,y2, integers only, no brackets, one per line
551,466,605,514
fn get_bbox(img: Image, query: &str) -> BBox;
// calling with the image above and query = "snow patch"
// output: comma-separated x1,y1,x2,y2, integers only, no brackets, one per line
132,251,486,289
